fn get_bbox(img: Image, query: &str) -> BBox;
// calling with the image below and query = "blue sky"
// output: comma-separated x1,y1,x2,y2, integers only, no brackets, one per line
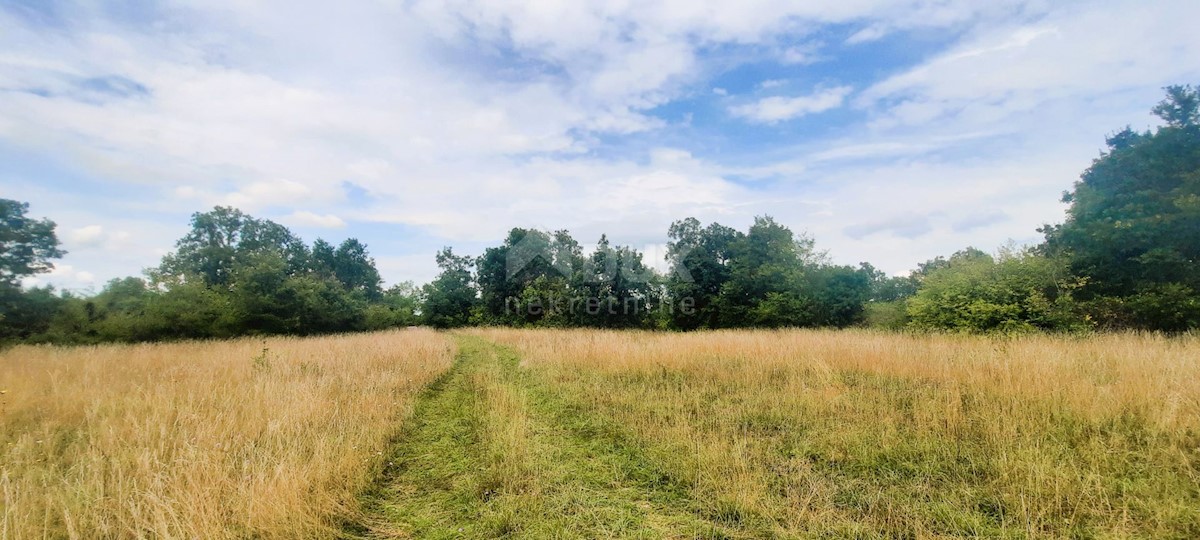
3,0,1199,290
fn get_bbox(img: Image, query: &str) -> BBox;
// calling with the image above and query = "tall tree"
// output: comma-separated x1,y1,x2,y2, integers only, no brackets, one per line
0,199,65,286
579,235,654,328
310,238,338,277
476,228,579,325
859,262,917,302
368,281,421,329
422,247,478,328
477,228,534,322
155,206,308,287
1043,85,1200,330
332,238,383,300
665,217,742,329
718,216,811,327
0,200,66,343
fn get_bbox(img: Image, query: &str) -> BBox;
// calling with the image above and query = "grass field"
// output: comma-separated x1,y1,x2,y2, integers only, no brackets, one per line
0,329,453,539
4,329,1199,538
467,329,1200,538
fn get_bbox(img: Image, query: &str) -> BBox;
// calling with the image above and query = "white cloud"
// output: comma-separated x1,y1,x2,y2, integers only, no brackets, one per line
373,254,441,288
21,263,96,289
286,211,347,229
861,4,1200,133
730,86,852,123
846,25,888,44
222,180,316,211
61,224,137,253
3,0,1199,288
67,225,105,247
353,148,751,245
779,42,824,64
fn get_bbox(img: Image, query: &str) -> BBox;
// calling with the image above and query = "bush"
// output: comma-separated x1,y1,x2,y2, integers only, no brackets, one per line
907,249,1088,333
863,301,908,330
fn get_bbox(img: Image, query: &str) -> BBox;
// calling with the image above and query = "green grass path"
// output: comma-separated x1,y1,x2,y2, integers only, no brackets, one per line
350,334,736,539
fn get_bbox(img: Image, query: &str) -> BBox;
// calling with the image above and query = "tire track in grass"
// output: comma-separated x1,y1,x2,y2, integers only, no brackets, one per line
351,335,739,539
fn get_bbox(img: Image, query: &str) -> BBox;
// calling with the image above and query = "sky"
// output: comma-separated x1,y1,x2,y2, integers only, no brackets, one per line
3,0,1199,291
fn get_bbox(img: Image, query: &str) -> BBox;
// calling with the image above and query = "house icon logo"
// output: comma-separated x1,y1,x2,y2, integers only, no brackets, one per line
502,228,694,285
505,230,575,281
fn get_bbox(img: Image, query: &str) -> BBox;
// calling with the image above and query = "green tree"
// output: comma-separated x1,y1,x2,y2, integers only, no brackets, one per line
665,218,743,329
155,206,308,287
366,281,422,329
226,252,301,334
806,264,873,327
286,273,368,334
141,280,237,340
86,277,155,342
907,248,1086,333
859,262,918,302
578,235,655,328
1043,85,1200,330
332,238,383,300
1153,85,1200,128
519,275,572,327
0,200,66,343
0,285,65,342
422,248,478,328
1,199,65,286
476,228,583,326
310,238,338,277
718,216,812,328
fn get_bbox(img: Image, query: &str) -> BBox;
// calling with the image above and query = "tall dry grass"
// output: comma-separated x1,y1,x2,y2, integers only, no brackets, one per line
472,328,1200,537
0,329,453,539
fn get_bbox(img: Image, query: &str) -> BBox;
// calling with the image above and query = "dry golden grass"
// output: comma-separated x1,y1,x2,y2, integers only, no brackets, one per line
8,327,1198,538
0,329,453,539
471,328,1200,538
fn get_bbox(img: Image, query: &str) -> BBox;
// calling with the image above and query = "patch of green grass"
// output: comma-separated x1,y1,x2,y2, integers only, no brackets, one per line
354,336,737,538
514,356,1200,538
356,331,1200,538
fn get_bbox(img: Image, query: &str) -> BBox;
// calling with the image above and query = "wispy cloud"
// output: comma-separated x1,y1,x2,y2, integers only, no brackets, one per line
953,211,1010,233
67,225,105,247
286,211,347,229
846,25,888,44
844,213,934,240
730,86,852,124
2,0,1199,288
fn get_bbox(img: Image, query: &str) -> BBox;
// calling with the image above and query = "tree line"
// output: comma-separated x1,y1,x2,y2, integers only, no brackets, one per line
1,86,1197,343
0,206,421,343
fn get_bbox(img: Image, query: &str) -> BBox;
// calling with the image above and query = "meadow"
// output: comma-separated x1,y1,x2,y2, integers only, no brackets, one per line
0,329,453,539
466,329,1200,538
3,328,1199,538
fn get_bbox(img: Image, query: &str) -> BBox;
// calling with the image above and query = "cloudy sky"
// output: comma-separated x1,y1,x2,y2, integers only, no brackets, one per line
3,0,1199,290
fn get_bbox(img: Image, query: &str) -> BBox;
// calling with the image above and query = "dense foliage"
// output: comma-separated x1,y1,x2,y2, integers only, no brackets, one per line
1042,85,1200,331
906,247,1086,332
2,87,1197,342
421,218,875,330
1,207,419,344
1,200,66,342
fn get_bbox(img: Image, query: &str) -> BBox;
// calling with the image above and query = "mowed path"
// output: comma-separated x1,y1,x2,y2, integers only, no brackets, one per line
349,335,737,539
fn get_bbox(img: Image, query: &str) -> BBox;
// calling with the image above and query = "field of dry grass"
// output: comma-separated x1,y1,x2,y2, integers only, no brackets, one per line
6,328,1199,538
471,328,1200,538
0,329,453,539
